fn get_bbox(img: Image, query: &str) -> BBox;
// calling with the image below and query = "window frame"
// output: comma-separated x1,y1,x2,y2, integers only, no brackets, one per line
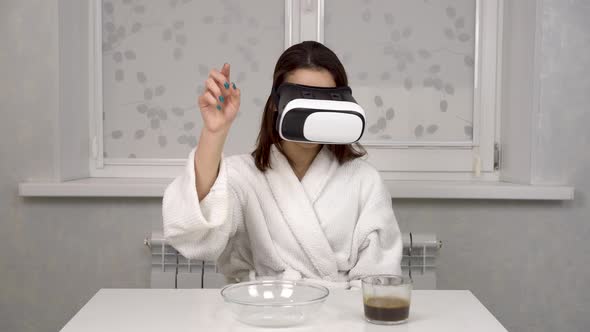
88,0,502,180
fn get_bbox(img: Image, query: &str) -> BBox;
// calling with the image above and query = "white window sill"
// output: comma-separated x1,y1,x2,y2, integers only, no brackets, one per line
18,178,574,200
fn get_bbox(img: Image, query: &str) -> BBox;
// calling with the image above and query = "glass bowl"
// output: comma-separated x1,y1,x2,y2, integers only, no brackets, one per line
220,279,329,327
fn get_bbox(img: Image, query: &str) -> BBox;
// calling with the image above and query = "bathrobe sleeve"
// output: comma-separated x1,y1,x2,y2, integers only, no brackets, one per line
347,169,403,289
162,148,240,261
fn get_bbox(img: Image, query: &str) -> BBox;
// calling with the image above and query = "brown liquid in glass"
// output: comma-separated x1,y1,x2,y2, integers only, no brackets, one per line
363,297,410,322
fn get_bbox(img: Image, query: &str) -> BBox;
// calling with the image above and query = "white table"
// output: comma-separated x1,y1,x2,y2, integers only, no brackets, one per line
60,289,508,332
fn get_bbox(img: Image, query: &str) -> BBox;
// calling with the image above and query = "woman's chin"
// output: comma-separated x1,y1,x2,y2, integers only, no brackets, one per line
295,142,321,150
281,140,322,151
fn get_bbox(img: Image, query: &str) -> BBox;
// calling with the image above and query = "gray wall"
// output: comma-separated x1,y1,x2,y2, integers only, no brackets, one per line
1,1,588,332
0,3,154,332
396,2,590,331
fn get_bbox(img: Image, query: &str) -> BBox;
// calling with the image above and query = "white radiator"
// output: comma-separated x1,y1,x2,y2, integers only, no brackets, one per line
147,232,441,289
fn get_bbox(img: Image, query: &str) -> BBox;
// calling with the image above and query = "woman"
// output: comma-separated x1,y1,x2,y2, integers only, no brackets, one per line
163,41,402,289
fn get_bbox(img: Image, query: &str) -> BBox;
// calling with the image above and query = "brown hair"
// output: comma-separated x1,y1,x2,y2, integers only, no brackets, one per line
252,41,366,171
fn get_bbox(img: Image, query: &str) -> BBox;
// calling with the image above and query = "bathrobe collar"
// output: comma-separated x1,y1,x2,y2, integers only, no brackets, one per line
302,146,339,203
264,144,339,279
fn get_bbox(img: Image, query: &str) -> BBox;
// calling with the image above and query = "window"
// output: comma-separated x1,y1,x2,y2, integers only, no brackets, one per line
92,0,286,177
19,0,574,200
323,0,498,180
90,0,501,180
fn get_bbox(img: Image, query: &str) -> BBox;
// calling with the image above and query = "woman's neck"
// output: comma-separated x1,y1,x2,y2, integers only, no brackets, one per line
280,141,322,180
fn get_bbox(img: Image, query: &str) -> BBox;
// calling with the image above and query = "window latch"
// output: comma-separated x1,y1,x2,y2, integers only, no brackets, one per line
493,142,500,171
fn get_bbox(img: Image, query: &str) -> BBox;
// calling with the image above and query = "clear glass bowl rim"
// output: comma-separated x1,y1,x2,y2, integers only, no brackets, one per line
220,279,330,307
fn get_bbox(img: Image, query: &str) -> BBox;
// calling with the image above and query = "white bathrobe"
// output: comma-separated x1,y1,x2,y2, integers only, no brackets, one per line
162,145,402,289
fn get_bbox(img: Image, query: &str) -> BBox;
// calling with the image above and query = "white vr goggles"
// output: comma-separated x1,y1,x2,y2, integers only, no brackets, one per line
274,83,366,144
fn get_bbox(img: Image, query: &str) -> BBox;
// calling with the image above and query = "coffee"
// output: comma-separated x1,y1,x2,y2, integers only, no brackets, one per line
363,296,410,323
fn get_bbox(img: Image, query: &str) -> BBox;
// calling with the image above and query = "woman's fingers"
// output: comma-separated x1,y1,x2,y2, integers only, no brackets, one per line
198,90,218,110
220,63,231,83
226,81,241,115
203,91,218,108
209,69,232,96
205,77,223,103
230,82,240,99
198,65,237,117
197,93,207,109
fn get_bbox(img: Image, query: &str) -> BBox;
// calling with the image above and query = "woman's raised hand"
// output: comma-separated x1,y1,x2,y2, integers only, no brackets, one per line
197,63,241,134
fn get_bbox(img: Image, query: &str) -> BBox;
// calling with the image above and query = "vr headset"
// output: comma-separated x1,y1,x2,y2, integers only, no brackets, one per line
274,83,366,144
